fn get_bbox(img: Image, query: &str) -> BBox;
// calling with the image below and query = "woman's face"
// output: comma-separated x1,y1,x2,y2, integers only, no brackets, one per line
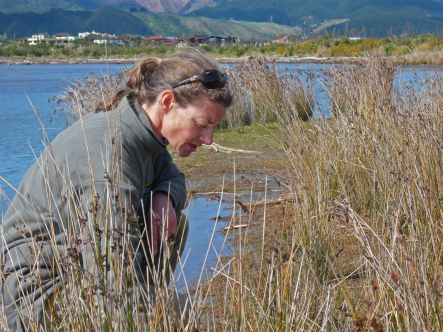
162,98,226,157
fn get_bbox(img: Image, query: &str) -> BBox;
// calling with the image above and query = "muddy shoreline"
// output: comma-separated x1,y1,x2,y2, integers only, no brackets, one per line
1,55,441,67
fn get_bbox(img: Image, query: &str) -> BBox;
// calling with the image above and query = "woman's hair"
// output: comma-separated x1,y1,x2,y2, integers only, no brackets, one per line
96,50,233,112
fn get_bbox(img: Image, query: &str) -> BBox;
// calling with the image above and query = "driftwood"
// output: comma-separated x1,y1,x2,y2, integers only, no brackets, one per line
205,143,260,154
223,224,249,231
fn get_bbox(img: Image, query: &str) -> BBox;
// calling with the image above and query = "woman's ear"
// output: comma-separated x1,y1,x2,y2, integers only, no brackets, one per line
158,90,176,113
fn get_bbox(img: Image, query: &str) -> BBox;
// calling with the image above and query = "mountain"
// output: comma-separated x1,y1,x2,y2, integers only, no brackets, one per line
133,11,300,39
191,0,443,36
0,0,441,37
0,0,224,14
0,7,298,40
0,8,151,37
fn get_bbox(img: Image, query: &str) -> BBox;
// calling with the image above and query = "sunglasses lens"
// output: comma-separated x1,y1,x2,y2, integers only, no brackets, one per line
201,70,225,89
173,70,226,89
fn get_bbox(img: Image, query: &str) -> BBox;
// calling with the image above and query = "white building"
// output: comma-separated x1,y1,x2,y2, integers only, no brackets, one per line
78,30,98,39
27,34,48,45
55,33,76,42
93,38,123,45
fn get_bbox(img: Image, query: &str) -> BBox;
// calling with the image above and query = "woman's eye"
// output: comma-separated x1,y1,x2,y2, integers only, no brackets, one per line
196,122,207,129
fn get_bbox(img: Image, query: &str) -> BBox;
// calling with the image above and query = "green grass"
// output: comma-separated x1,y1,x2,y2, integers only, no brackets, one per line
2,35,442,64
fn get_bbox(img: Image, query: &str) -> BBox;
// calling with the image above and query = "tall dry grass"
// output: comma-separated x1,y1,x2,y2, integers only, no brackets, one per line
204,56,442,330
223,57,314,129
2,56,441,330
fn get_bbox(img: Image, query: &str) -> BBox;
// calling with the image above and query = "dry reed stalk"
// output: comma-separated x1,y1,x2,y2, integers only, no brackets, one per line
203,56,441,330
275,56,442,330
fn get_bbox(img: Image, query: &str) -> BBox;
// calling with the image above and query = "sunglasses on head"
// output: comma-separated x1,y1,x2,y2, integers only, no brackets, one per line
172,69,226,89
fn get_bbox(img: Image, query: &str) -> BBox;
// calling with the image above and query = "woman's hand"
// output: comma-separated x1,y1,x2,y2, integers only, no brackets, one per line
148,192,177,256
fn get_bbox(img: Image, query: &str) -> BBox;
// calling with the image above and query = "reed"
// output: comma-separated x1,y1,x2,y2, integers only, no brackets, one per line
223,57,314,129
195,56,442,330
2,56,441,331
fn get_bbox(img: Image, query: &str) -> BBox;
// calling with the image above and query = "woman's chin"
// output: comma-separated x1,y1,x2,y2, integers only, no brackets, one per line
176,144,197,157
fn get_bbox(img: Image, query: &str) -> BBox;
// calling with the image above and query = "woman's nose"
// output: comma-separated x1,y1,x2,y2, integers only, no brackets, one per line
200,129,214,145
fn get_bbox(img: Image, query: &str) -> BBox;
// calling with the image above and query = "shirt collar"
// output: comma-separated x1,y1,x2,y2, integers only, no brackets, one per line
120,96,168,153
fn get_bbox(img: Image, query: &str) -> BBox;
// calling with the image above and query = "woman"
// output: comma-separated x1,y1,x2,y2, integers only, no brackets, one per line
1,51,232,330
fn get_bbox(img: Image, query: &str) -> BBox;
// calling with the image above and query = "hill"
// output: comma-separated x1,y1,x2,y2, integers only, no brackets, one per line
133,11,299,40
0,7,298,40
0,8,151,37
0,0,223,14
191,0,443,36
0,1,441,38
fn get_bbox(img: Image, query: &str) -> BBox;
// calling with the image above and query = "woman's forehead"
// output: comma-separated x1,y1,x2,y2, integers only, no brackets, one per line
180,101,226,123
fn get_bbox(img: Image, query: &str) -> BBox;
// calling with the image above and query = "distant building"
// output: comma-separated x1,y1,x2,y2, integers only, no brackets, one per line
207,36,237,45
187,35,209,46
144,36,182,46
185,35,237,46
27,33,76,46
54,33,76,45
27,33,49,45
78,31,98,39
271,36,288,44
93,38,124,46
142,34,238,47
145,35,167,45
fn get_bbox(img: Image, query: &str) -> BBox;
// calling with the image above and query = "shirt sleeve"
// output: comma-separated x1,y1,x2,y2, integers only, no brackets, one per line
150,149,187,214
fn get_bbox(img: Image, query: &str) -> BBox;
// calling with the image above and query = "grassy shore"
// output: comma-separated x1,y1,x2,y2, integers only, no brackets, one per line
2,56,441,330
1,34,442,66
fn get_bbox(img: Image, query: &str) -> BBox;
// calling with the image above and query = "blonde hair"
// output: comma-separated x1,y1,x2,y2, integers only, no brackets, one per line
96,50,232,112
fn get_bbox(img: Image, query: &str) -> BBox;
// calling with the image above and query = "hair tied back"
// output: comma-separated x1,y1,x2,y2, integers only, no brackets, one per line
126,57,162,90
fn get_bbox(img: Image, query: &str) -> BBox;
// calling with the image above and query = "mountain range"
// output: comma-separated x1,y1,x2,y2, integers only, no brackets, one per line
0,7,300,40
0,0,224,14
0,0,442,38
193,0,443,35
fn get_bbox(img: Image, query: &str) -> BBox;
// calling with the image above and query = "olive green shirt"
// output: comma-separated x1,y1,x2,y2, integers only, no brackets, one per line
1,96,186,329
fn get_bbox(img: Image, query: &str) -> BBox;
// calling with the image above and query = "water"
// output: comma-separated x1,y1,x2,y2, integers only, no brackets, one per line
277,63,443,118
0,63,129,212
176,197,233,290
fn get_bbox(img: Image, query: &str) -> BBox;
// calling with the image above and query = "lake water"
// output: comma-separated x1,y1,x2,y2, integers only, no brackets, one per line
0,62,440,286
